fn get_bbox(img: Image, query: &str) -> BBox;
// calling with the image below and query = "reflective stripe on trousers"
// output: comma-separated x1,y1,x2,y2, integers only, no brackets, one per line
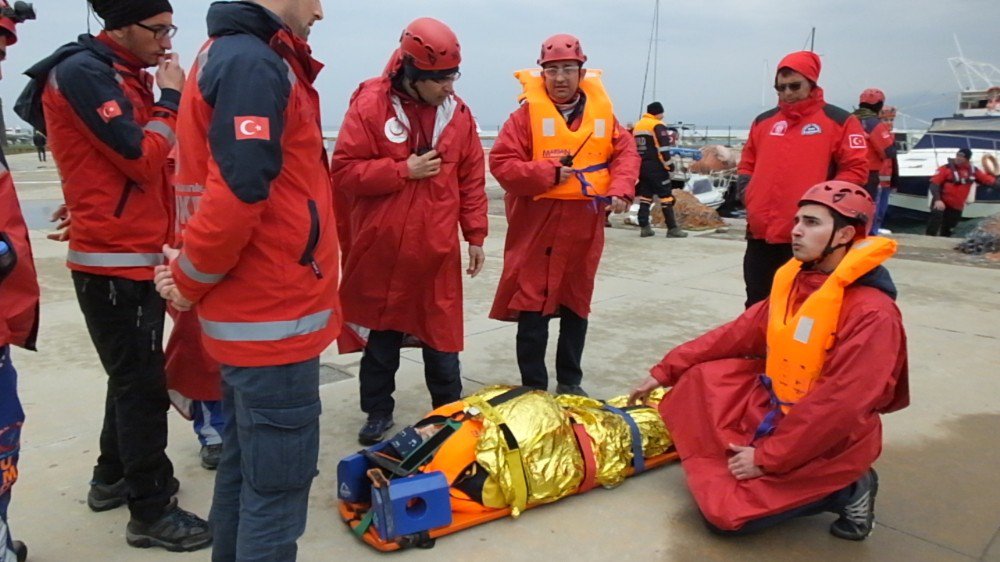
67,250,164,267
200,309,332,342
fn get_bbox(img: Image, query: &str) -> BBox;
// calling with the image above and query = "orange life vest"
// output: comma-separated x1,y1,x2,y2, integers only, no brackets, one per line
765,236,896,412
515,68,615,201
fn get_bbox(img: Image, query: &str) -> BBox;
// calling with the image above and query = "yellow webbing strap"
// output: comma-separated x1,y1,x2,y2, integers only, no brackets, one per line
465,396,529,515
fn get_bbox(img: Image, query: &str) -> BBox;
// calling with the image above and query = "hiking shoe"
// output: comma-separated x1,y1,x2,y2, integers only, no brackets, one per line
830,469,878,541
555,384,589,397
11,540,26,562
358,416,394,446
666,227,688,238
200,444,222,470
88,476,180,512
126,499,212,552
640,225,655,237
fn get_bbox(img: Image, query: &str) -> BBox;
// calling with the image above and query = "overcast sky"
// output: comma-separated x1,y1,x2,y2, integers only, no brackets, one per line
1,0,997,132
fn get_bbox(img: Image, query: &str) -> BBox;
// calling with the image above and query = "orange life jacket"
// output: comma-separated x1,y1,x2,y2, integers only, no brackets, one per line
765,236,896,412
515,68,615,201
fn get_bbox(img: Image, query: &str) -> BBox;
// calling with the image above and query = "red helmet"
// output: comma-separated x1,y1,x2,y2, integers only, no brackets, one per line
0,1,17,45
859,88,885,105
399,17,461,71
798,181,874,240
537,33,587,66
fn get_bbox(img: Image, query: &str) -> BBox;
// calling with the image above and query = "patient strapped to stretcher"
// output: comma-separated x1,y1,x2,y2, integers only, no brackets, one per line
338,385,678,551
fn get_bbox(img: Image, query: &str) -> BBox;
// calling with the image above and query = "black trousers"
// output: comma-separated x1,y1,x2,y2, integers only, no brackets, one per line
72,271,173,523
703,477,856,536
637,161,678,228
358,329,462,418
926,207,962,237
515,307,587,390
743,239,793,308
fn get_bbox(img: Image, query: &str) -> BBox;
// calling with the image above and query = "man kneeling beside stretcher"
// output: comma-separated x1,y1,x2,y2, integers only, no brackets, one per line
630,180,909,540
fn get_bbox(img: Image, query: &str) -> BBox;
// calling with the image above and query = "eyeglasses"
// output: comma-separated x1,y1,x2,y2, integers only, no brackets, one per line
542,65,581,77
134,22,178,40
432,71,461,85
774,81,805,93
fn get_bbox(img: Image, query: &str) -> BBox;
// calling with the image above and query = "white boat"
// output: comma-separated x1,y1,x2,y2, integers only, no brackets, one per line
889,46,1000,218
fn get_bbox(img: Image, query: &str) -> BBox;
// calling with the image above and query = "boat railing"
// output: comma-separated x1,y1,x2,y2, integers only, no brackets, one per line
918,131,1000,168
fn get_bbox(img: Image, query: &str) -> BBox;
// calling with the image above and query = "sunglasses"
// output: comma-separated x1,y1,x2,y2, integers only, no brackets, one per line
134,22,178,40
774,81,805,93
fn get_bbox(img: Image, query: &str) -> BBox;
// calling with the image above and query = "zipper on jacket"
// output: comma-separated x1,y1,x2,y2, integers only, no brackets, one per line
114,180,140,218
298,199,323,279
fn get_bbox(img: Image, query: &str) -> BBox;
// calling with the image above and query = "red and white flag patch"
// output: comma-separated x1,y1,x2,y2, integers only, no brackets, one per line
234,116,271,141
97,100,123,123
848,134,867,149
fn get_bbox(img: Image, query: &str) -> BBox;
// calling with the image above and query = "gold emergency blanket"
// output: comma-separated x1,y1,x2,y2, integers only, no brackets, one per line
460,386,671,516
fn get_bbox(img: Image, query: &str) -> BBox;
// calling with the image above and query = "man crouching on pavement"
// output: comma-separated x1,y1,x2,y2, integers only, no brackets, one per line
630,181,909,540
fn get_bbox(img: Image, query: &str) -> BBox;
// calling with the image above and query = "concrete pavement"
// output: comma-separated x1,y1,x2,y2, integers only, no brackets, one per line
5,151,1000,561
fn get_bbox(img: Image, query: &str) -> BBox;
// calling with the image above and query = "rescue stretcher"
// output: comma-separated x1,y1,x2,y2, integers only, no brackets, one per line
337,386,679,551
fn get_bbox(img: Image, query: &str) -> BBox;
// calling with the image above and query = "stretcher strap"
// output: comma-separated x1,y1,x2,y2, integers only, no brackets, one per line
376,481,395,539
753,374,791,442
398,419,461,473
571,422,598,493
602,405,646,474
499,423,529,514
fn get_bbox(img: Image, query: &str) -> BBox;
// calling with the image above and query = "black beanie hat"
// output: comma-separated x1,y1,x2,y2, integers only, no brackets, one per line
647,101,664,115
958,147,972,160
90,0,173,30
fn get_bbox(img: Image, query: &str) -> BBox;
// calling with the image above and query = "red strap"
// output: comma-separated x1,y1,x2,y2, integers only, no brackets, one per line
571,422,598,493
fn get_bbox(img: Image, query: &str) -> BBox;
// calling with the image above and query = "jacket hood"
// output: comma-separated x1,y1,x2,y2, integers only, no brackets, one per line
206,1,283,42
854,265,898,301
16,35,109,133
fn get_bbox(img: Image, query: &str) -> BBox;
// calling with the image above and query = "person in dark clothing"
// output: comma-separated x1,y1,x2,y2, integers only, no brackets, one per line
17,0,211,552
31,130,45,161
632,102,687,238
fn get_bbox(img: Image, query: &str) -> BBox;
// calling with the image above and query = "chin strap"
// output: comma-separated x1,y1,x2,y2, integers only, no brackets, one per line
802,229,852,269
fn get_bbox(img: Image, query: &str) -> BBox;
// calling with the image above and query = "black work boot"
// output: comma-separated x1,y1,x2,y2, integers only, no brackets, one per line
358,416,394,446
640,225,655,237
200,444,222,470
830,469,878,541
88,476,179,512
555,384,589,397
11,540,26,562
663,206,688,237
126,499,212,552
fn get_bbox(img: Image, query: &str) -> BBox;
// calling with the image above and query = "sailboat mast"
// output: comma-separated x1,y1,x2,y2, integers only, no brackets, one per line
809,27,816,52
652,0,660,101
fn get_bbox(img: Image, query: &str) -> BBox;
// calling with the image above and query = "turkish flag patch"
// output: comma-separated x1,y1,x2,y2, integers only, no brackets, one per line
97,100,123,123
234,116,271,141
848,134,867,149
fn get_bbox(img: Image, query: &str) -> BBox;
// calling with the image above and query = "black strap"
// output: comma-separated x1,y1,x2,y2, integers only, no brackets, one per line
361,450,410,478
398,420,460,473
487,386,534,407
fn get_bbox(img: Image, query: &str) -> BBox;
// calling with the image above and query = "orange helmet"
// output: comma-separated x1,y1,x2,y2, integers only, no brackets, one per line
859,88,886,105
537,33,587,65
799,181,874,240
399,17,461,71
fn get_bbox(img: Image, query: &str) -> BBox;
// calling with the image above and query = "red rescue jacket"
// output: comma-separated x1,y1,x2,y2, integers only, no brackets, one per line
330,58,487,353
0,154,40,350
738,88,869,244
931,161,997,211
20,33,177,281
170,2,340,367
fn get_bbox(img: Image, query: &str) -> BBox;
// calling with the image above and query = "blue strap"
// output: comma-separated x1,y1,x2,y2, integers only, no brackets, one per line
752,374,792,442
571,162,612,212
603,404,646,474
